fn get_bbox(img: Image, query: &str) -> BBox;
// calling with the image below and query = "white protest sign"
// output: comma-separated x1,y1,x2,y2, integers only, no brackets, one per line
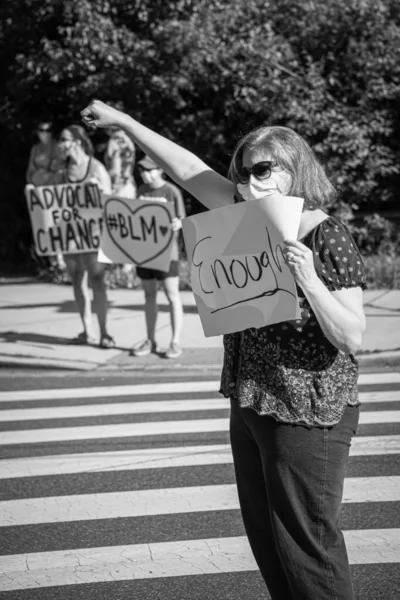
99,196,175,272
182,195,304,337
25,183,104,255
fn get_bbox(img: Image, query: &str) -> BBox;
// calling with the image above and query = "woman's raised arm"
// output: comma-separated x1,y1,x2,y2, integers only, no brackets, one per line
81,100,235,210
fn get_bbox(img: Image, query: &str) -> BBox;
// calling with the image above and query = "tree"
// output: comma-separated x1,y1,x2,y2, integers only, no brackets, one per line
0,0,399,271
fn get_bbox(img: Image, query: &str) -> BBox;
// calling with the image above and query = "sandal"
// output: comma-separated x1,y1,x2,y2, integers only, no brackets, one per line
69,332,96,345
99,334,116,349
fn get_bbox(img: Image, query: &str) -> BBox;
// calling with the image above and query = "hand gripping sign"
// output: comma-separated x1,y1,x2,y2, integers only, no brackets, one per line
98,196,176,272
182,195,304,337
25,182,104,255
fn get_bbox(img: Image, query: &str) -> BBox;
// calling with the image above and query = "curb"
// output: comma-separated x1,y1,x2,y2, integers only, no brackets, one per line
0,355,99,371
1,349,399,374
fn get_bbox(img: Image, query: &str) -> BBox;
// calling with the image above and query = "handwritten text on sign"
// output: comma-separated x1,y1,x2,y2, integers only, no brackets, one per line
99,197,175,272
25,183,104,255
182,196,304,337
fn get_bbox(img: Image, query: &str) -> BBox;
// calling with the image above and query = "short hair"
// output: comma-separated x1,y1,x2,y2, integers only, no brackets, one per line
228,125,336,209
62,124,94,156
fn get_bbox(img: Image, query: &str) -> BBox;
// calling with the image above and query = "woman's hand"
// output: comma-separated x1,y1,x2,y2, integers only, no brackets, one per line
283,239,319,289
171,217,182,232
80,100,124,130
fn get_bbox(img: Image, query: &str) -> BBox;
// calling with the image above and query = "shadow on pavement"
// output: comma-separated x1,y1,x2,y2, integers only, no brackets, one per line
1,301,198,314
0,330,128,352
0,331,72,346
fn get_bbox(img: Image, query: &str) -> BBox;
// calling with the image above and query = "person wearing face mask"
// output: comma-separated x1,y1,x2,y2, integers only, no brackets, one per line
130,155,186,359
53,124,115,348
80,100,366,600
26,121,62,187
26,121,66,275
104,127,137,199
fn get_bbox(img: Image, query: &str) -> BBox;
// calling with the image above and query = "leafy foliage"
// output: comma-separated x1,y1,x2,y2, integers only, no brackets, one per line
0,0,399,271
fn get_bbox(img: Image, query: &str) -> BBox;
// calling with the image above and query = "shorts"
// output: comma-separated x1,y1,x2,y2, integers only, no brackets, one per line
136,260,179,281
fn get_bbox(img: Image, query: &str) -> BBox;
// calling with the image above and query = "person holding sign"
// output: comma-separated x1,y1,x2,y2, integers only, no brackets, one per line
80,100,366,600
130,156,186,359
52,124,115,348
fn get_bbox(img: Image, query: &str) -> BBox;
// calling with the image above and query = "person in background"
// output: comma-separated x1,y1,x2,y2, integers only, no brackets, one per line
81,100,366,599
53,124,115,348
130,155,186,359
104,127,137,199
26,121,62,186
104,127,137,285
26,120,66,273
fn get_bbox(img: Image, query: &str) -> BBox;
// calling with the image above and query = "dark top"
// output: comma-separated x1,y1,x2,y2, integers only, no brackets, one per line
219,216,367,428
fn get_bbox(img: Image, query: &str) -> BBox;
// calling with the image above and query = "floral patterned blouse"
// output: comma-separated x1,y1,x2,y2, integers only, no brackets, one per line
220,216,367,428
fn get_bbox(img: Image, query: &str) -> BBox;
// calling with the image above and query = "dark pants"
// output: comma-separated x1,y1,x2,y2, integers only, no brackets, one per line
230,399,359,600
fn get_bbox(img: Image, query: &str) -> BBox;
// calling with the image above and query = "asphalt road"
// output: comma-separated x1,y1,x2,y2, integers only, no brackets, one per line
0,369,399,600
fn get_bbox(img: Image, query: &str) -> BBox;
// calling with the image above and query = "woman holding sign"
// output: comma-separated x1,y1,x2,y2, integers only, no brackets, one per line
80,100,366,600
52,124,115,348
130,155,186,360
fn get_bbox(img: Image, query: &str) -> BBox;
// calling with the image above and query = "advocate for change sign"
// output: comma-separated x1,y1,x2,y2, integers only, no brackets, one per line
182,195,304,337
99,196,176,272
25,183,104,255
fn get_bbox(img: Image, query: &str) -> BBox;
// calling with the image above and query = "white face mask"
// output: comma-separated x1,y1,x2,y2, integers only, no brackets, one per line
237,180,280,202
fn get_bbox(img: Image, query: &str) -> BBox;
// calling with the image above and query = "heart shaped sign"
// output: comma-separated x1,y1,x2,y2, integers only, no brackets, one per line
103,197,174,267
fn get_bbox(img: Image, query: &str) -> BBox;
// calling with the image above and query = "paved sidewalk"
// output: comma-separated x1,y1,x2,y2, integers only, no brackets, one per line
0,281,399,372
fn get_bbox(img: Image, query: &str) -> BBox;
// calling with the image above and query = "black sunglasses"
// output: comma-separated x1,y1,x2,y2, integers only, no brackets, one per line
37,128,52,133
236,160,278,184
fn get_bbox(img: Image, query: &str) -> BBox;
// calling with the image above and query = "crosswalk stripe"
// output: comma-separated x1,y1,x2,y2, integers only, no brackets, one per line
1,391,399,422
0,382,221,402
1,371,399,402
0,435,399,480
0,398,229,421
0,418,229,445
1,411,399,445
1,477,399,526
0,373,399,596
359,372,400,385
1,529,399,591
358,410,400,424
359,390,400,403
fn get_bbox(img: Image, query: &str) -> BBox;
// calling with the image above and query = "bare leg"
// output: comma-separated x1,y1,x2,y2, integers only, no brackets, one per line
64,255,93,338
85,254,108,338
141,278,158,343
162,276,183,344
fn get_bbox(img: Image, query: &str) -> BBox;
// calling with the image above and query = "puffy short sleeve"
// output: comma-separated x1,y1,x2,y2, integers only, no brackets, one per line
311,217,367,291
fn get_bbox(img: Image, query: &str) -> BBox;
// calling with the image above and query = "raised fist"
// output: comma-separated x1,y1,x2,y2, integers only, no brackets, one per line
80,100,123,129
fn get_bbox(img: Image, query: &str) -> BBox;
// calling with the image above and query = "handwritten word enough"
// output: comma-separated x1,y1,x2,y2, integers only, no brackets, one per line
192,227,295,312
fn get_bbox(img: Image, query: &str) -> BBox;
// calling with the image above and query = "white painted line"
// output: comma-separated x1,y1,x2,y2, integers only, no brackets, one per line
0,398,229,422
345,529,400,564
1,435,399,480
1,530,399,590
0,381,221,402
0,445,233,479
358,372,400,385
1,410,399,446
1,391,398,422
1,477,399,526
350,435,400,456
1,371,399,402
0,418,229,445
358,410,400,424
359,390,400,403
